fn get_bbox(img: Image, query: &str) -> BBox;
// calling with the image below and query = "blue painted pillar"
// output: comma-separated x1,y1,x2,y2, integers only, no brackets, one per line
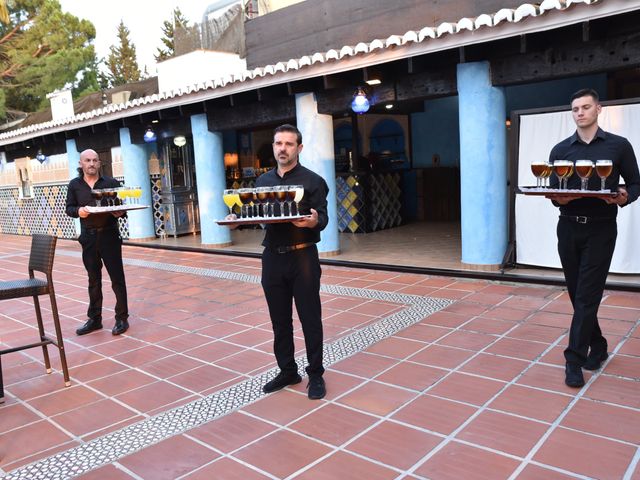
191,114,231,246
295,92,339,255
66,139,81,236
457,61,508,268
119,128,156,240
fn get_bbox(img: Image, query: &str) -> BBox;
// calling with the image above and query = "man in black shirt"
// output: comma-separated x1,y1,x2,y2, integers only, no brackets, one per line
547,89,640,387
65,149,130,336
226,124,329,399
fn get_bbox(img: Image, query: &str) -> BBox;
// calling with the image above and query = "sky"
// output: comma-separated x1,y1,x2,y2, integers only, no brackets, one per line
58,0,219,74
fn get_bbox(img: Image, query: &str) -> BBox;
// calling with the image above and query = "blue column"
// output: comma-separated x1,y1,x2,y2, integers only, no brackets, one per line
119,128,156,240
457,61,507,268
66,139,81,236
295,93,339,255
191,114,231,246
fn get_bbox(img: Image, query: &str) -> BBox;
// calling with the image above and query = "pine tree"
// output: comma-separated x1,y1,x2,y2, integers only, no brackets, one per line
154,7,189,62
105,20,141,87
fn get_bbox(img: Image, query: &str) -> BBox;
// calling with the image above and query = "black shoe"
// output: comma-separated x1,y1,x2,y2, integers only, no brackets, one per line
583,351,609,371
307,376,326,400
112,319,129,336
565,363,585,388
76,319,103,336
263,371,302,393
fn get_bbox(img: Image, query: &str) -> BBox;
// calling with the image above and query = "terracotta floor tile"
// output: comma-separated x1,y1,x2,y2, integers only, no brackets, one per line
409,344,475,369
214,349,274,374
347,421,442,469
90,336,143,356
118,434,218,480
462,317,515,335
52,398,137,437
416,441,519,480
115,380,192,413
392,394,476,435
87,369,157,396
27,385,103,417
488,384,572,423
197,321,250,339
485,337,549,361
338,381,417,416
561,398,640,444
113,345,171,367
482,305,532,322
168,364,240,393
0,403,40,434
244,389,319,425
516,464,581,480
538,345,566,367
461,353,529,382
517,364,591,394
458,410,549,457
395,324,450,343
420,311,470,328
376,362,446,391
157,333,213,352
534,427,636,480
428,372,505,406
224,328,273,348
1,440,79,472
234,430,331,478
184,340,244,363
603,354,640,379
364,336,427,359
0,420,73,467
619,337,640,356
295,370,364,401
437,330,496,351
527,311,571,329
75,464,137,479
332,352,399,378
182,457,270,480
507,323,566,343
602,292,640,308
290,403,378,446
141,354,206,379
187,411,275,453
68,358,129,382
295,450,398,480
4,372,69,401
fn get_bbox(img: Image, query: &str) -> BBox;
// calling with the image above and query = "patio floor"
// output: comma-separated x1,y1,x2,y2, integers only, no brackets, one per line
0,233,639,480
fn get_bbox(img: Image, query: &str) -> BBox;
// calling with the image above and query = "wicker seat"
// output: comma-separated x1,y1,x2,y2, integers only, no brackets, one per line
0,234,70,402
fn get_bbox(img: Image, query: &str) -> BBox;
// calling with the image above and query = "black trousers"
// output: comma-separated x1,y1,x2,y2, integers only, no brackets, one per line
261,245,324,377
79,228,128,323
557,217,617,365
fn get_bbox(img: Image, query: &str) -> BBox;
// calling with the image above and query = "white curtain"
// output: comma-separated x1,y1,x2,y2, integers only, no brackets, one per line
516,103,640,273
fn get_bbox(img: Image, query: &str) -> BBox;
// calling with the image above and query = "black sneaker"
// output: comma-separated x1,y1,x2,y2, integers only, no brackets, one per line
263,371,302,394
565,363,585,388
583,351,608,371
307,376,326,400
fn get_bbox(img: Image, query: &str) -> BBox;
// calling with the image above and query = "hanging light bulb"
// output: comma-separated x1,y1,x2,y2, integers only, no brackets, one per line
351,87,370,114
36,150,47,163
173,135,187,147
143,128,157,143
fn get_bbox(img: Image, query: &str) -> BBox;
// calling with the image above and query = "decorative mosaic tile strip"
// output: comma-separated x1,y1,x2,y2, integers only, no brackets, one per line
4,254,451,480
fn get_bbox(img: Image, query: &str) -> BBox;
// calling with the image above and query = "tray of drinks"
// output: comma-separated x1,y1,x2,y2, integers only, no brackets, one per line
85,204,150,213
216,215,311,226
517,187,618,199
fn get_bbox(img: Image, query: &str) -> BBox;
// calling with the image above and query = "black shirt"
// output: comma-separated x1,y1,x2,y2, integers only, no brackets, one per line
548,127,640,217
255,162,329,247
65,175,122,229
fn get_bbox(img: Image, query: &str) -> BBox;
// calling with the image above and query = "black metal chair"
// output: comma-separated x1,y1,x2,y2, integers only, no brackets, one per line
0,234,70,402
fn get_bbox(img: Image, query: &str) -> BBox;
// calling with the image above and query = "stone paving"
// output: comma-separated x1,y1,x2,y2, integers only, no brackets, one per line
0,233,639,479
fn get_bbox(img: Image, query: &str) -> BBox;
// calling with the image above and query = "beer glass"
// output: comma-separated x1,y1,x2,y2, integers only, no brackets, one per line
90,189,103,207
575,160,594,191
292,185,304,215
595,159,613,191
553,160,573,190
542,162,553,188
285,185,297,216
223,189,237,215
530,161,546,188
130,186,142,204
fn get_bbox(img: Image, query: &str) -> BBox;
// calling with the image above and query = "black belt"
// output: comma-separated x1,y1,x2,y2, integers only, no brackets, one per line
560,215,615,224
270,242,315,254
83,226,115,234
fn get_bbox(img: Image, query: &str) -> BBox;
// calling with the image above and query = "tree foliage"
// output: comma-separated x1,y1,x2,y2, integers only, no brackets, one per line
104,20,141,87
154,7,189,62
0,0,98,117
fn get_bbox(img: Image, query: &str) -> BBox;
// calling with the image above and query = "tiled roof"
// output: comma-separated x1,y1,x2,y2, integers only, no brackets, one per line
0,0,616,144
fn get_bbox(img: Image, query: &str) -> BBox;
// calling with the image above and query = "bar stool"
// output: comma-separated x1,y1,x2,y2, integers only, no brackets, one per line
0,234,70,402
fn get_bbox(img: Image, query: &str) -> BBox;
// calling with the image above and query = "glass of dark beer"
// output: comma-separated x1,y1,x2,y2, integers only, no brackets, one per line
255,187,271,217
273,186,288,217
595,159,613,191
530,162,546,188
238,188,254,218
553,160,573,190
575,160,594,191
90,189,103,207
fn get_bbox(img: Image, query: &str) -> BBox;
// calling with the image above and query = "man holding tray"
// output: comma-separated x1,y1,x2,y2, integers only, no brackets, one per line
546,88,640,388
226,124,329,399
65,149,130,336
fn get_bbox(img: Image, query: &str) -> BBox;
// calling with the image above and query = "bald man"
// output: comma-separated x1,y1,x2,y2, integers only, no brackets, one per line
65,149,129,336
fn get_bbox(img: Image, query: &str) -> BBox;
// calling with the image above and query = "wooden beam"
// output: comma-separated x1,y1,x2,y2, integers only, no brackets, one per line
207,97,296,131
395,67,457,101
492,31,640,86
